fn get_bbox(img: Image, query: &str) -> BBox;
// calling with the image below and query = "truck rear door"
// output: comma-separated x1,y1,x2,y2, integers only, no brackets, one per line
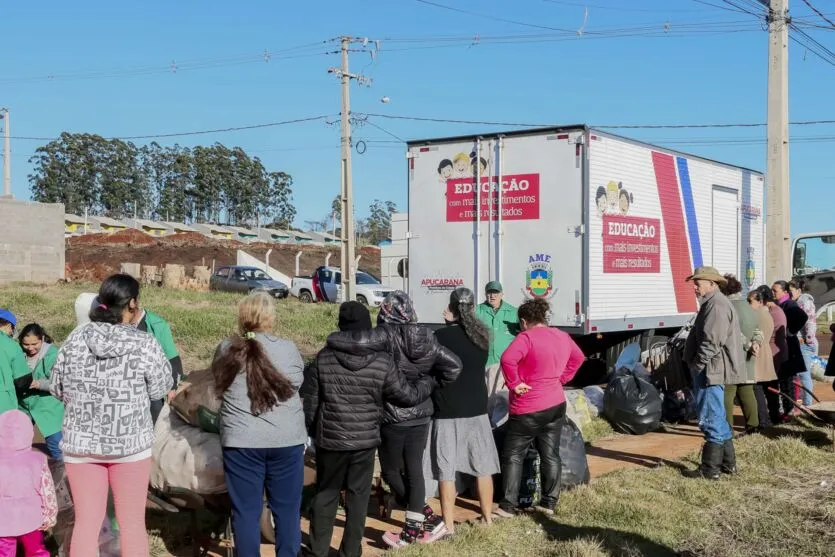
407,131,585,328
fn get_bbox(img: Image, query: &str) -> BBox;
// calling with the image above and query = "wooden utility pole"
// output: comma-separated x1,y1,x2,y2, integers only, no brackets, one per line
765,0,791,282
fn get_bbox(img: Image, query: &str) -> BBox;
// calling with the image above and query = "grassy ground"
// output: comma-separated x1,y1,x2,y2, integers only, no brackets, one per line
399,419,835,557
0,282,346,368
6,283,833,556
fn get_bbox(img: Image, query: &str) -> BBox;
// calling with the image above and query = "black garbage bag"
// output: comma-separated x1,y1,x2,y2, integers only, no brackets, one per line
604,370,663,435
560,418,591,488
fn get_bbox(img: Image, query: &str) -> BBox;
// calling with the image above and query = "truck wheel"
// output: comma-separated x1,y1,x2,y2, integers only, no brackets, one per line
357,295,368,306
299,290,314,303
260,504,275,544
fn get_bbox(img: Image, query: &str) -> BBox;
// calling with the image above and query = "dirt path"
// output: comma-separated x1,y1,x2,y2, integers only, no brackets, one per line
188,381,834,557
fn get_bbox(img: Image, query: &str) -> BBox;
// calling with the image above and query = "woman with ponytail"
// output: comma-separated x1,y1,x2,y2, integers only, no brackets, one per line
431,287,501,534
211,291,306,557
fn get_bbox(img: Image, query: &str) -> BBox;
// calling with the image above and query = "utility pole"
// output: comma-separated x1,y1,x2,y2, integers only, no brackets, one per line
764,0,791,282
329,37,373,302
1,108,10,198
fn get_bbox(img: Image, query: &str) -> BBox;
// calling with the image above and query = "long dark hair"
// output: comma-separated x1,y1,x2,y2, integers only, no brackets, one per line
18,323,53,345
213,292,294,416
90,274,140,324
448,287,490,351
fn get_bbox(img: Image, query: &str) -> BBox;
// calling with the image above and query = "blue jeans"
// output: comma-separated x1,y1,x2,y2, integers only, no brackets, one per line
798,345,817,406
222,445,304,557
45,432,63,461
691,370,733,444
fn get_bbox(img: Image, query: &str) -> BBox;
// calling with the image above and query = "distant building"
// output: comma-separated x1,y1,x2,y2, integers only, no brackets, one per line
192,223,234,240
88,216,128,234
224,225,260,243
64,214,90,237
259,228,293,244
380,212,407,290
164,222,199,235
305,230,340,246
289,230,315,245
128,219,172,237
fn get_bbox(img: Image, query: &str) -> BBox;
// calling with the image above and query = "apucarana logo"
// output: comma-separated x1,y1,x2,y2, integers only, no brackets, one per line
421,276,464,293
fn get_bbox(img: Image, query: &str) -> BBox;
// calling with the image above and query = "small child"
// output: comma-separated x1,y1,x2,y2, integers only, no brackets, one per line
0,409,58,557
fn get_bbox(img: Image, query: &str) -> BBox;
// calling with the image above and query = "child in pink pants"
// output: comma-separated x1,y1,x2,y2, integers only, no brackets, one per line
0,410,58,557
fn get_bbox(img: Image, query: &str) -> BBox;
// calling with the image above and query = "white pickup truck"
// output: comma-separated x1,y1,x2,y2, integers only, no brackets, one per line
290,266,394,306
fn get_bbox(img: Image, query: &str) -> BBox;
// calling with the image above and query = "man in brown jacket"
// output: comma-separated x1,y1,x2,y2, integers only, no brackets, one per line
682,267,745,480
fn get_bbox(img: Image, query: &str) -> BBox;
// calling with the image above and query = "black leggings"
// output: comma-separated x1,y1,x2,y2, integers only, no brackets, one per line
379,423,429,514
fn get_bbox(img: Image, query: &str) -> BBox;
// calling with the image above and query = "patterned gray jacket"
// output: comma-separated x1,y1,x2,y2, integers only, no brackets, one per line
51,322,173,458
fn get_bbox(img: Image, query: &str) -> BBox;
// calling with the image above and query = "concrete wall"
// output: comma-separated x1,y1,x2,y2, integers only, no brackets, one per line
381,212,408,290
0,199,65,283
236,250,292,285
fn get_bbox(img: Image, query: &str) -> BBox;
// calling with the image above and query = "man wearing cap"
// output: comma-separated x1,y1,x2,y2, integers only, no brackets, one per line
682,267,745,480
476,282,519,418
0,309,30,414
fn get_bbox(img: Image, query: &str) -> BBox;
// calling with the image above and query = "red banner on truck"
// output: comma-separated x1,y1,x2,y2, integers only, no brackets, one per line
445,173,540,222
602,215,662,273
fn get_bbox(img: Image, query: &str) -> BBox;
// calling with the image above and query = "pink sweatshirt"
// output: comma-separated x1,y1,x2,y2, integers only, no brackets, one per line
0,410,58,537
500,326,585,416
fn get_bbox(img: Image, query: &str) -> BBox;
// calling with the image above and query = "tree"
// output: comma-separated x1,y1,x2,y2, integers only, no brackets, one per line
268,171,296,229
365,199,397,245
28,133,295,227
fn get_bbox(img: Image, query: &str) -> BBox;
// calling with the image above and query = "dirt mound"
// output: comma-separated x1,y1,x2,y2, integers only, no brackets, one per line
68,228,156,247
66,234,382,284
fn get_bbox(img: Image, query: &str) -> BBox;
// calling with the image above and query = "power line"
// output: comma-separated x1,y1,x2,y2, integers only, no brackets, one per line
800,0,835,29
360,112,835,129
790,24,835,66
542,0,702,13
9,115,335,142
413,0,575,32
0,40,337,85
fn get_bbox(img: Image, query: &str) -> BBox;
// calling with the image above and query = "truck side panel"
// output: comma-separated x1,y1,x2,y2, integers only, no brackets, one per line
586,133,765,332
408,131,584,326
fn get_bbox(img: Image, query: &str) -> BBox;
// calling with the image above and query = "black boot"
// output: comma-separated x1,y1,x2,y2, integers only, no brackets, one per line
721,439,737,475
682,442,722,480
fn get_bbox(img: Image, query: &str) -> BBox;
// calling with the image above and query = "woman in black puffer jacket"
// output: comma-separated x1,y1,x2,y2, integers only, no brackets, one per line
376,291,462,548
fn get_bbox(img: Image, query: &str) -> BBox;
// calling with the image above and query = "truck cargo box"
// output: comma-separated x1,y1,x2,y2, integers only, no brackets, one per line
406,126,765,337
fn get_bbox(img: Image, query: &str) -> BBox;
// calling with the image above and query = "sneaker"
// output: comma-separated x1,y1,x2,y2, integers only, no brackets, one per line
422,505,446,537
420,522,448,543
382,527,423,549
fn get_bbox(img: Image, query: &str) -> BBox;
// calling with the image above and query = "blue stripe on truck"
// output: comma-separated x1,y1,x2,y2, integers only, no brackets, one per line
675,156,704,269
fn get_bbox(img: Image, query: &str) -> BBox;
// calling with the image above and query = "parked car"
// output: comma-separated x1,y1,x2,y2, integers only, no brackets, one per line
290,266,394,306
210,266,289,298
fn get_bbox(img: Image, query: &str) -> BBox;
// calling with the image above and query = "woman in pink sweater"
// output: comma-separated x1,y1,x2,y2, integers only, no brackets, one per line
497,298,585,516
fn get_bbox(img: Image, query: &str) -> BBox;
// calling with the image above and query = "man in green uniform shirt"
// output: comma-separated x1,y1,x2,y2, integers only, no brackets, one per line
475,281,519,425
0,309,29,415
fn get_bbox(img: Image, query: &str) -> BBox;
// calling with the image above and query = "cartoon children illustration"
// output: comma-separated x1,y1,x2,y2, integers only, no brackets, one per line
595,186,608,217
470,156,488,175
618,187,634,215
452,153,470,176
606,181,620,213
438,159,453,183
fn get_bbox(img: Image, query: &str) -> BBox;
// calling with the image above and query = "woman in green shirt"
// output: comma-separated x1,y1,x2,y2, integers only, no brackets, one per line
0,309,29,416
19,323,65,460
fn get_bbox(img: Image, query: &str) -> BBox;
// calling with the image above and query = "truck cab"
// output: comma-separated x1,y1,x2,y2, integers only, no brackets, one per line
792,232,835,312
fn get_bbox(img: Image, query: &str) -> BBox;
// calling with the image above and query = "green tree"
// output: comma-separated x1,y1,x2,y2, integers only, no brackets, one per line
29,133,107,215
365,199,397,245
99,139,149,218
268,171,296,229
142,143,193,222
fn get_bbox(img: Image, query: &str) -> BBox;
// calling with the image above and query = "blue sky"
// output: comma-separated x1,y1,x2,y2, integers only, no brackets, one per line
1,0,832,234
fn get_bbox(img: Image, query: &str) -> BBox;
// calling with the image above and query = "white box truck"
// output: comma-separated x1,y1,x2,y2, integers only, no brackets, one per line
406,126,765,363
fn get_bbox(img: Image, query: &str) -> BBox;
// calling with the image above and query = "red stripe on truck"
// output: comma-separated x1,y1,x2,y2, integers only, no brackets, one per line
651,152,697,314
